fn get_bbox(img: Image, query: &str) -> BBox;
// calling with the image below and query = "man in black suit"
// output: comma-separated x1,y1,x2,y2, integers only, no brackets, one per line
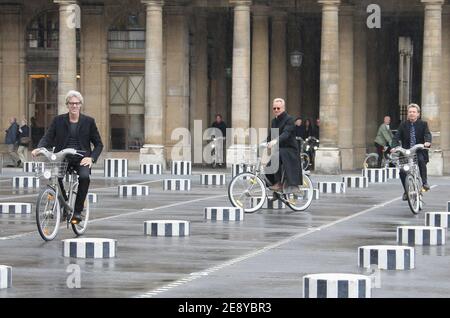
391,103,431,200
32,90,103,224
265,98,301,193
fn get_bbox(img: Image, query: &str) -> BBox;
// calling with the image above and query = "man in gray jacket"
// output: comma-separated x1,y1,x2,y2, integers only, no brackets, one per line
374,116,393,168
4,117,20,167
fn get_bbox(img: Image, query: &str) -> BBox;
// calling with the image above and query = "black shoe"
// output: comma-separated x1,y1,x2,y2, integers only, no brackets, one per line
423,183,430,191
6,164,15,168
402,193,408,201
70,213,82,225
16,160,21,167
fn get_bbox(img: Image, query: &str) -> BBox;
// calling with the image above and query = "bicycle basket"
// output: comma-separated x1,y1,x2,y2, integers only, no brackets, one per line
392,153,418,168
35,161,69,179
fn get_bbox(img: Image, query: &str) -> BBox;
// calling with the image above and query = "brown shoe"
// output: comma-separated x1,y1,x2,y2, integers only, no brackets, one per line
269,183,282,192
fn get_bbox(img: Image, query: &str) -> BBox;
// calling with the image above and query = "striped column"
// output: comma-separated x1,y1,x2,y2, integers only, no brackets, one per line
363,168,386,183
251,197,286,209
140,163,162,175
342,176,368,188
23,162,45,173
313,189,320,200
104,159,128,177
12,176,39,188
397,226,446,245
318,182,346,193
0,203,32,214
163,179,191,191
171,161,191,175
358,245,415,270
425,212,450,228
62,238,117,258
385,167,400,179
118,185,150,197
0,265,12,289
303,273,371,298
204,207,244,221
200,174,226,185
87,193,97,203
231,163,254,177
447,201,450,212
144,220,190,236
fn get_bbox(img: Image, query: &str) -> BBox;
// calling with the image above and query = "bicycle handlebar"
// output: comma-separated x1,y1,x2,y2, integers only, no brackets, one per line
34,148,85,161
391,144,429,156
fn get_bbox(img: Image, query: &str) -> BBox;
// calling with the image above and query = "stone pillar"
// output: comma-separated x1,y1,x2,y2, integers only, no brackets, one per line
270,11,287,104
366,30,378,149
315,0,341,174
55,0,78,115
80,4,108,151
287,16,302,118
190,9,208,162
251,6,269,133
0,4,25,134
353,14,368,169
338,6,354,171
164,7,190,162
441,6,450,173
228,0,255,165
421,0,444,176
140,0,165,167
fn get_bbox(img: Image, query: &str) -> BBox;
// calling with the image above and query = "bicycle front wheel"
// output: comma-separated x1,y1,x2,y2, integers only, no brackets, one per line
228,173,266,213
405,174,420,214
285,174,314,212
36,186,61,241
363,153,378,169
69,182,90,236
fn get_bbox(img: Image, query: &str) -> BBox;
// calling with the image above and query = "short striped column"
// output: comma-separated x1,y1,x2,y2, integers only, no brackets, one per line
204,207,244,221
313,189,320,200
318,182,346,194
425,212,450,228
62,238,117,258
12,176,39,188
200,174,226,185
144,220,190,236
342,176,368,188
231,163,254,177
397,226,446,246
385,167,400,179
171,161,191,175
87,193,97,204
362,168,386,183
447,202,450,212
303,273,371,298
140,163,162,175
251,197,286,209
0,265,12,289
104,159,128,177
163,179,191,191
118,185,150,197
0,203,32,214
358,245,415,270
23,162,44,173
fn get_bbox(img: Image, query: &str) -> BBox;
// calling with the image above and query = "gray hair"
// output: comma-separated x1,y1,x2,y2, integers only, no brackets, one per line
65,90,84,105
273,98,286,107
407,103,421,113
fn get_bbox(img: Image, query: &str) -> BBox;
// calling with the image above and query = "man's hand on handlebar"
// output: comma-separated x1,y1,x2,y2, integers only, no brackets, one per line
268,139,278,149
80,157,93,168
424,142,431,148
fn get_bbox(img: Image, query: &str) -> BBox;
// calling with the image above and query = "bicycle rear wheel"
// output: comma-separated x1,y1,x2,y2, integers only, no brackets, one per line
363,153,378,169
405,174,420,214
228,173,266,213
69,182,90,236
285,174,314,212
36,186,60,241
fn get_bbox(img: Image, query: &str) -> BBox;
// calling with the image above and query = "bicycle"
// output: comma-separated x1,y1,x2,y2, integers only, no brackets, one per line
390,144,428,215
209,136,225,169
228,143,314,213
363,146,395,169
296,137,310,171
33,148,89,241
303,136,319,170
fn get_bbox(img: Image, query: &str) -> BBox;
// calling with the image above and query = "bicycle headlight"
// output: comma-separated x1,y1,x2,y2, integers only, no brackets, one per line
211,144,215,148
43,170,52,179
314,146,318,150
403,164,410,172
405,150,411,155
51,154,57,161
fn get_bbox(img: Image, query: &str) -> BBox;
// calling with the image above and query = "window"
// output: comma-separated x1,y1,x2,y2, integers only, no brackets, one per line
108,13,145,50
27,11,59,49
109,75,145,151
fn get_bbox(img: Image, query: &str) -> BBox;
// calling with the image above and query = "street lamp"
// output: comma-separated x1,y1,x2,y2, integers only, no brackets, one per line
290,50,303,68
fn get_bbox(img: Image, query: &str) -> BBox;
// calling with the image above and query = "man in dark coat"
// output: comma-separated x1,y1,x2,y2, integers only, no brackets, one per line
391,103,431,200
32,90,103,224
265,98,302,192
4,117,20,167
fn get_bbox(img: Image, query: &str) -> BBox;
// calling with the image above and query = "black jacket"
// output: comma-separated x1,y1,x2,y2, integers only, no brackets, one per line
391,119,432,161
37,113,103,163
267,111,298,151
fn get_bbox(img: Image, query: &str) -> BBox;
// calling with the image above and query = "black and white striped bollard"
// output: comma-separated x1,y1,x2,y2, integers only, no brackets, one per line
425,212,450,228
397,226,446,246
0,265,12,289
358,245,415,270
163,179,191,191
204,207,244,221
62,238,117,258
12,176,39,188
171,161,191,175
140,164,162,175
363,168,386,183
318,182,346,194
342,176,368,188
303,273,371,298
0,203,32,214
200,174,226,185
118,185,150,197
144,220,190,236
104,159,128,177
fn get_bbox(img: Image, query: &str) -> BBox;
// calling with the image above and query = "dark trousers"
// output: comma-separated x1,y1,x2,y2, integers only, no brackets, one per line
399,151,428,191
58,158,90,214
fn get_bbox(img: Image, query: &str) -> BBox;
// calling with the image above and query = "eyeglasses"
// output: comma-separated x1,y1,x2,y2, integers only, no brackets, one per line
273,107,281,110
68,102,82,106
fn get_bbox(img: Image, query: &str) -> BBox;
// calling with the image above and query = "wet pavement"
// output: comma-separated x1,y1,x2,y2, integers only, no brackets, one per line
0,167,449,298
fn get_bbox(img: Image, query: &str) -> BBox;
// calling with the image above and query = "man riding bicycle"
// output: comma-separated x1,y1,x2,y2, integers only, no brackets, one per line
391,103,431,200
31,90,103,224
265,98,302,194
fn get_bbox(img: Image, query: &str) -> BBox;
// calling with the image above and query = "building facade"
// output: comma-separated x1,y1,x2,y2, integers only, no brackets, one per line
0,0,449,173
